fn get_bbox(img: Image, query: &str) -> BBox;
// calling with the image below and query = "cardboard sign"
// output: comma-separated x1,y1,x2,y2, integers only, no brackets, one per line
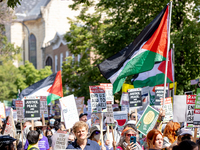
16,100,24,122
136,105,159,135
24,97,40,120
120,92,129,112
4,108,16,137
113,111,128,132
161,97,173,122
40,96,48,118
59,95,79,129
52,132,68,150
75,97,85,115
128,88,142,112
100,83,114,103
91,113,101,126
89,86,107,113
193,88,200,126
0,103,6,118
106,104,114,124
186,95,196,127
154,86,168,106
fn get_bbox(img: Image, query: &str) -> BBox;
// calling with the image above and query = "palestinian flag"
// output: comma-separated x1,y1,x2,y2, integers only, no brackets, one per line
19,71,63,104
98,4,170,94
132,49,174,88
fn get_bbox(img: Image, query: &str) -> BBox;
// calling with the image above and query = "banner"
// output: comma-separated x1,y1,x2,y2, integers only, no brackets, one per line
24,97,40,120
161,97,173,122
4,108,16,137
113,111,128,132
128,88,142,112
136,105,159,135
0,103,6,118
40,96,48,118
186,95,196,127
154,86,168,106
193,88,200,126
100,83,114,103
89,86,107,113
16,100,24,122
59,95,79,129
75,97,85,115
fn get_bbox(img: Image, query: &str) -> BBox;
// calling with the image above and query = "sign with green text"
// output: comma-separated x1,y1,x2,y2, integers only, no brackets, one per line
193,88,200,126
136,105,159,135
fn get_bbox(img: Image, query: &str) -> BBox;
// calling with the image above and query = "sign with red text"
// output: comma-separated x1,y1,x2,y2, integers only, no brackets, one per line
4,108,16,137
40,96,48,118
161,97,173,122
186,95,196,127
100,83,114,103
16,100,24,122
193,89,200,126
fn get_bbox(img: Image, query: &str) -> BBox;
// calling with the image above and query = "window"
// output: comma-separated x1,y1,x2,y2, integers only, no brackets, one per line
45,56,53,70
29,34,37,68
55,55,57,72
60,53,63,71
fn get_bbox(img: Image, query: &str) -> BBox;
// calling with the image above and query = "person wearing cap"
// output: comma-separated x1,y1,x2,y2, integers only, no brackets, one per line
79,113,91,129
0,135,16,150
179,128,193,142
88,125,108,150
24,121,49,150
66,121,101,150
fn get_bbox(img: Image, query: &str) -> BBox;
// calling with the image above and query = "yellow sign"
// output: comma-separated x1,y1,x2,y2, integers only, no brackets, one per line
122,83,134,93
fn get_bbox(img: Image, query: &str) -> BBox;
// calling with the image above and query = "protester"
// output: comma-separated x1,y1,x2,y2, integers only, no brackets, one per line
24,121,49,150
117,127,142,150
88,125,108,150
51,119,57,134
129,112,137,121
68,132,76,145
162,121,181,149
26,130,40,150
146,129,163,150
45,129,53,148
0,135,16,150
66,121,101,150
79,113,88,122
179,128,193,142
60,122,66,131
177,140,198,150
104,119,121,150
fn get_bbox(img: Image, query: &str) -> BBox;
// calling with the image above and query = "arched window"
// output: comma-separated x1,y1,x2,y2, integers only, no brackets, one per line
29,34,37,68
45,56,53,69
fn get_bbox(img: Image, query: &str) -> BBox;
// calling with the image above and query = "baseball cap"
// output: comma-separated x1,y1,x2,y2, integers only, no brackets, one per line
79,113,88,118
179,128,193,136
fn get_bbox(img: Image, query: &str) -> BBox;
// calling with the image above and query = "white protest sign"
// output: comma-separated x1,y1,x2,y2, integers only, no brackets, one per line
100,83,114,103
0,103,6,118
16,100,24,122
75,97,85,114
113,111,128,132
161,97,173,122
120,92,129,112
186,95,196,127
13,110,17,122
59,95,79,129
89,86,107,113
106,103,114,124
52,132,68,150
40,96,48,118
4,108,16,137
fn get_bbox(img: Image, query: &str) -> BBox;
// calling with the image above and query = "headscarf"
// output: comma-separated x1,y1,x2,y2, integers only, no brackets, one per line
121,127,134,136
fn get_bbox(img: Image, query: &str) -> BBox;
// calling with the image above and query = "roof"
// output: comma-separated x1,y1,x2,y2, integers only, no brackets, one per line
14,0,50,21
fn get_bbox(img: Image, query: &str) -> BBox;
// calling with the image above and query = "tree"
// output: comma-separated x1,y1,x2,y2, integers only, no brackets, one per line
0,0,22,9
63,0,200,102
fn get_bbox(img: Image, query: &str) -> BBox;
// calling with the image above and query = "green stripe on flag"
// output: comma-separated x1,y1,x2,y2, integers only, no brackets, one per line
47,94,61,105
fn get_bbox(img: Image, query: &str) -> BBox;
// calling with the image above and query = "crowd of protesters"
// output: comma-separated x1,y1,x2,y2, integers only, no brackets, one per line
0,108,200,150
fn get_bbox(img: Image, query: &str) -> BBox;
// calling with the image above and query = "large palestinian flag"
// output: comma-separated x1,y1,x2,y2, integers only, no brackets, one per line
132,49,174,88
19,71,63,104
98,4,170,94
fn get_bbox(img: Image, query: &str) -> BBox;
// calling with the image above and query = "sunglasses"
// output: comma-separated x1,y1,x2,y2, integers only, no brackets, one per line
95,131,100,135
126,134,136,137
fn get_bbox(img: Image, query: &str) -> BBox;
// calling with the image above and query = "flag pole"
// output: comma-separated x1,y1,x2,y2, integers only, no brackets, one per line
163,1,173,110
172,44,175,101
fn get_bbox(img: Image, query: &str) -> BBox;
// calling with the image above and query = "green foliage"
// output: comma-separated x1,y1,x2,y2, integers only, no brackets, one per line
63,0,200,101
6,0,22,8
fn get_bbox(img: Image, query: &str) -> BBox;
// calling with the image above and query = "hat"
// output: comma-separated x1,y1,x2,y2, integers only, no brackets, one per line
0,135,16,147
179,128,193,136
88,125,106,138
50,118,55,127
127,120,136,125
79,113,88,118
30,121,46,129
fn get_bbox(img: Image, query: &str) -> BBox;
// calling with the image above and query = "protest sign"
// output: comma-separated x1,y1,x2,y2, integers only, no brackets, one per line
113,111,128,132
173,95,187,122
52,132,68,150
13,110,17,121
112,104,119,110
136,105,159,135
89,86,107,113
4,100,12,108
4,108,16,137
59,95,79,129
154,86,168,106
120,92,129,112
0,103,6,118
193,88,200,126
100,83,114,103
75,97,85,114
191,79,199,85
106,104,114,124
5,107,11,117
87,99,92,120
91,113,101,126
53,100,61,119
16,100,24,122
128,88,142,113
24,97,40,120
40,96,48,118
186,95,196,127
161,97,173,122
